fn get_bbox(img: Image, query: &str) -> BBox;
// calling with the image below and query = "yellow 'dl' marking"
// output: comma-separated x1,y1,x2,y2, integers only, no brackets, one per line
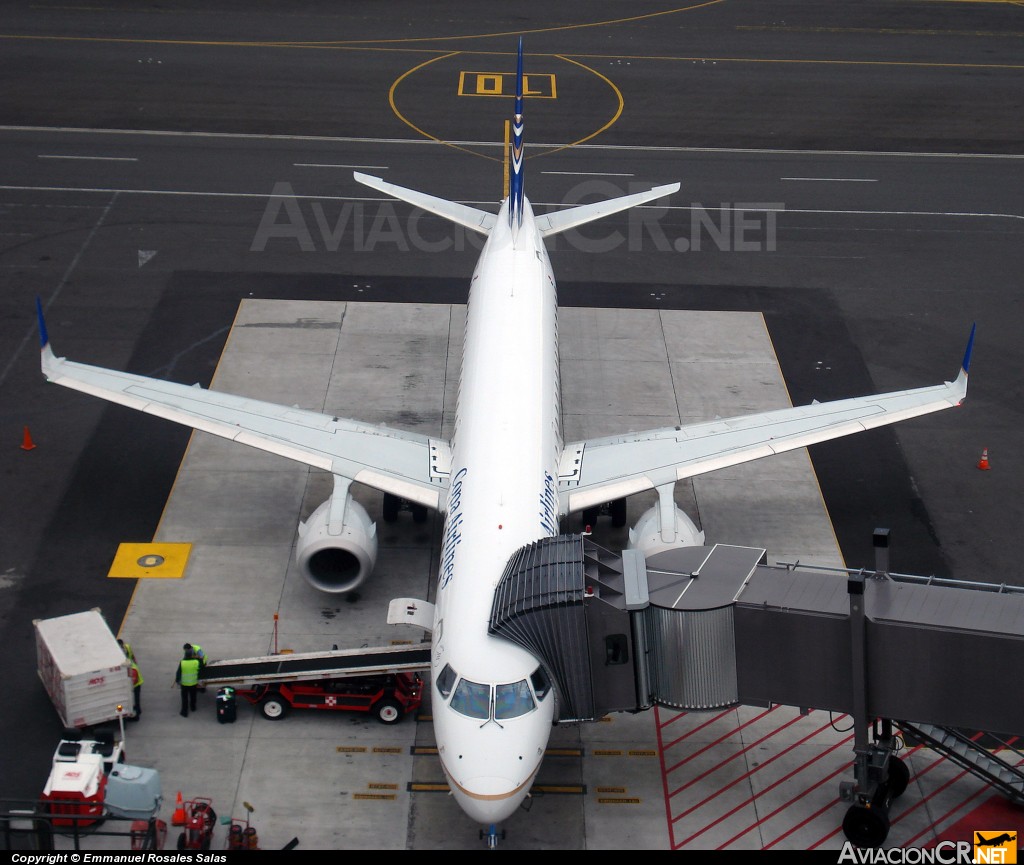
107,542,191,579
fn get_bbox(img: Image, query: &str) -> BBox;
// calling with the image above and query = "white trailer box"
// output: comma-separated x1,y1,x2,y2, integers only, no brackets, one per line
34,609,133,728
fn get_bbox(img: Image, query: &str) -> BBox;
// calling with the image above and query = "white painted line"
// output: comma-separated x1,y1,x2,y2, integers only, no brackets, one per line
0,186,1021,222
5,125,1023,160
293,163,388,169
781,176,877,182
38,154,138,162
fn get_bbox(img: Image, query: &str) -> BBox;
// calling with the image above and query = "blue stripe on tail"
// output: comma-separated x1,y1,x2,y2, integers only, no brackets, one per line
509,37,525,228
36,296,49,348
962,322,976,373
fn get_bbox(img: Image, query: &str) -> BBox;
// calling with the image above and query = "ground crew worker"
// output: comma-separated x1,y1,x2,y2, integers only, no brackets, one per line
175,646,200,717
185,642,208,692
118,638,136,664
127,657,143,720
184,642,207,669
119,638,143,720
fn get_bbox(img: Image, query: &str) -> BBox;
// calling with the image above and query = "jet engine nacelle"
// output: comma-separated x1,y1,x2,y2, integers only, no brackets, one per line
627,502,705,559
295,495,378,594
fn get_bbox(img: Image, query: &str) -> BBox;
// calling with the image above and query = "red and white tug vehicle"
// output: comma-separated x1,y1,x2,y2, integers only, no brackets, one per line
41,728,124,826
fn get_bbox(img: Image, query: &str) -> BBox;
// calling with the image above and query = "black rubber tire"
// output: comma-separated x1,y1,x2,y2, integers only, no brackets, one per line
411,504,428,524
260,693,289,720
842,803,890,849
195,803,217,829
610,498,628,527
581,507,599,530
382,493,400,523
373,697,403,725
887,756,910,799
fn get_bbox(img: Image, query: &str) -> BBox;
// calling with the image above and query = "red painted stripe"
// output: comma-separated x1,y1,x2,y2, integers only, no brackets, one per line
663,705,780,777
671,712,809,814
922,792,1024,847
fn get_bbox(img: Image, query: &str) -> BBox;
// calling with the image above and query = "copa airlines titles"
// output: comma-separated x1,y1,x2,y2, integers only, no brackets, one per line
439,467,467,590
538,470,557,536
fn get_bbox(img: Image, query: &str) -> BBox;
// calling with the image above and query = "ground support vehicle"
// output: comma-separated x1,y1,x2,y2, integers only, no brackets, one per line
40,728,125,826
198,644,429,724
237,672,422,723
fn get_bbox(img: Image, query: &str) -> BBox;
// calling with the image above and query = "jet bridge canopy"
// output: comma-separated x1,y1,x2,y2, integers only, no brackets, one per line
489,534,1024,736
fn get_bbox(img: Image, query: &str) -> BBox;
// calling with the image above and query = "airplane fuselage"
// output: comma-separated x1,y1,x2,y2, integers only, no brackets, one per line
431,197,560,822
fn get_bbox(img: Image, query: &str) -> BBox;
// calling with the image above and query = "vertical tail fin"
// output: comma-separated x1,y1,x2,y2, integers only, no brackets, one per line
509,37,525,228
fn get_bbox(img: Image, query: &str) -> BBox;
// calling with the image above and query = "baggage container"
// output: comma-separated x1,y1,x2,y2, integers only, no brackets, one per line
34,609,133,728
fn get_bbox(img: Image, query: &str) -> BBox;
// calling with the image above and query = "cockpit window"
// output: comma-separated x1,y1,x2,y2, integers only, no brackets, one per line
436,663,457,699
530,666,551,701
450,677,490,720
495,679,535,720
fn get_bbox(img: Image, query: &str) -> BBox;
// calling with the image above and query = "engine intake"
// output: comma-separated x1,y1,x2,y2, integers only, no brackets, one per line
628,502,704,558
295,495,378,594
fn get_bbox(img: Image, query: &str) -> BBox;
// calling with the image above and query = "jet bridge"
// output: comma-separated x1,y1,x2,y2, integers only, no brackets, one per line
489,530,1024,848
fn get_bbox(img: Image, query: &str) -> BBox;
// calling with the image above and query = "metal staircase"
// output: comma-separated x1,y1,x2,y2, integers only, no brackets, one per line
896,721,1024,804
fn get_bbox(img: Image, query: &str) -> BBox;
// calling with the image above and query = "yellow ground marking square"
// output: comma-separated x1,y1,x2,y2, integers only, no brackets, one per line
108,543,192,579
457,71,556,98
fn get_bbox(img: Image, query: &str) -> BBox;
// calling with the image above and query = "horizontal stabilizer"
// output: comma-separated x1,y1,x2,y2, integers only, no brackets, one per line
535,182,680,238
354,172,497,236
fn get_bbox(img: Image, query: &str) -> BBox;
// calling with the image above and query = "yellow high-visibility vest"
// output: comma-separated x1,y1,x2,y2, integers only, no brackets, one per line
179,658,200,687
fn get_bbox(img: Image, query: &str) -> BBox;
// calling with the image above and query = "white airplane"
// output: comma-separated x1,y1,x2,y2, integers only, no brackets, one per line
38,40,973,842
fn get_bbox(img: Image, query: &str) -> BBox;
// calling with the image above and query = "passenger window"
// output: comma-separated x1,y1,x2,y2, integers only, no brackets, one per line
530,666,551,701
450,678,490,720
495,679,535,720
436,664,457,699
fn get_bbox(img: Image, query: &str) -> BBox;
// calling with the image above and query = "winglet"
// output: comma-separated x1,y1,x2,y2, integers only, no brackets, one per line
36,297,49,349
509,37,525,229
962,322,976,374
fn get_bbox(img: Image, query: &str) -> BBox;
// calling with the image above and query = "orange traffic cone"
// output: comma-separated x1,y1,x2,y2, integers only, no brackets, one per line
171,791,186,825
977,448,990,471
20,426,36,451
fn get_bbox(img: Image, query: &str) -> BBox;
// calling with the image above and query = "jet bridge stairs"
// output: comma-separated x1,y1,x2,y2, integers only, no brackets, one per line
489,529,1024,849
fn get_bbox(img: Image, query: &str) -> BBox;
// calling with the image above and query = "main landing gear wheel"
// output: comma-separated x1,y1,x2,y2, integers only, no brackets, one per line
260,693,289,720
372,697,402,725
581,507,599,530
411,503,428,523
382,493,400,523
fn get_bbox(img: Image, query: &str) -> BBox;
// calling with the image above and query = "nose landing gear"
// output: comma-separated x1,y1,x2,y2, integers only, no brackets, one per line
480,823,506,849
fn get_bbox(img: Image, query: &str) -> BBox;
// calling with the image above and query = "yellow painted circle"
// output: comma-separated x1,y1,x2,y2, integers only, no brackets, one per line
388,52,624,163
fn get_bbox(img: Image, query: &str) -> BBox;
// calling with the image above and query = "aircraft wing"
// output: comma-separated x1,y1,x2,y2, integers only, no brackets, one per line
559,327,973,513
38,304,450,511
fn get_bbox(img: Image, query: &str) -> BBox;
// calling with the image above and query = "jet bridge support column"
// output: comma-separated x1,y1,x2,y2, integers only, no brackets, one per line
838,529,909,849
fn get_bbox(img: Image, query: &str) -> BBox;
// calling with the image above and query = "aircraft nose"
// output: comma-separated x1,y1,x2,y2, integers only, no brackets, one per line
451,777,525,824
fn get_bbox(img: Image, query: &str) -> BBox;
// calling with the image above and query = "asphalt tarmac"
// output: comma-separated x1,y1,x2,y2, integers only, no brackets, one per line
1,0,1022,848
